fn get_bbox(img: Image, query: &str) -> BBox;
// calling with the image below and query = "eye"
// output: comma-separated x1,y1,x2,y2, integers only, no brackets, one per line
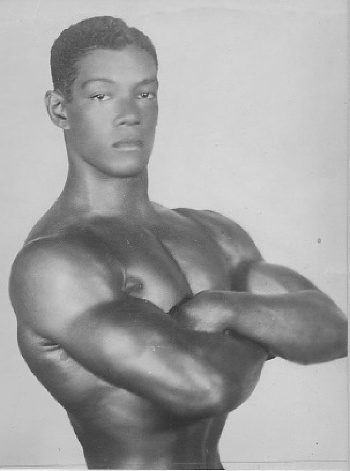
91,94,111,101
137,92,156,100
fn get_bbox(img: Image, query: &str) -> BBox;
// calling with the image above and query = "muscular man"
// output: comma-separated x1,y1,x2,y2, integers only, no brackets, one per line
9,16,347,470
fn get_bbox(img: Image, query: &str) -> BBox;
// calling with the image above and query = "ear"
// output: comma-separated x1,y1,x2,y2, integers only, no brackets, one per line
44,90,70,130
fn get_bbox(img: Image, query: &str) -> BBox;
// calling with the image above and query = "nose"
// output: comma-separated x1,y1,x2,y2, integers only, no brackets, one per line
113,98,141,127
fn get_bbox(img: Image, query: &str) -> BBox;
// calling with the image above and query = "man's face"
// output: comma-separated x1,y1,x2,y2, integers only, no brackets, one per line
64,46,158,178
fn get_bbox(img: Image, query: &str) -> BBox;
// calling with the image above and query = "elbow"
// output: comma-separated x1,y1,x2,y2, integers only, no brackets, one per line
204,375,242,415
331,316,348,360
291,317,348,366
319,314,348,363
196,357,267,415
188,374,253,417
170,361,266,418
171,374,239,419
319,295,348,361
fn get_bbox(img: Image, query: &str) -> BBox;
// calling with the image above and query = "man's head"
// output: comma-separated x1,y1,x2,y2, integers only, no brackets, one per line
46,16,159,178
51,16,158,102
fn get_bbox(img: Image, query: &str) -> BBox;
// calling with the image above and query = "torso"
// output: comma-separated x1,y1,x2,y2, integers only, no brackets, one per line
17,202,259,469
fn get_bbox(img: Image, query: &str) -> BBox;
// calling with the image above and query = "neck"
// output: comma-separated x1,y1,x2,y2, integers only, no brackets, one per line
59,164,157,222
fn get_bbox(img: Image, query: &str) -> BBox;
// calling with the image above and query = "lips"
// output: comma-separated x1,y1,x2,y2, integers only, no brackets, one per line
112,139,144,149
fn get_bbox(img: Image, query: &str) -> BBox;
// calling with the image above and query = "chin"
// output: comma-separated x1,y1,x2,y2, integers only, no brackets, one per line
111,168,146,179
102,160,148,179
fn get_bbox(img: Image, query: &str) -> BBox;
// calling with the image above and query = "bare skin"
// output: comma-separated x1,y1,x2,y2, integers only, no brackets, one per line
9,47,347,470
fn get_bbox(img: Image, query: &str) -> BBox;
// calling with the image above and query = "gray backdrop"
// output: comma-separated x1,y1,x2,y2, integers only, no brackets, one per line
0,0,347,469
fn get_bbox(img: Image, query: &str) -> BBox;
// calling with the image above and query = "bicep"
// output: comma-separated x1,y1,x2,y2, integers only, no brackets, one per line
10,240,175,380
9,238,123,339
194,210,317,294
9,239,223,415
243,261,317,295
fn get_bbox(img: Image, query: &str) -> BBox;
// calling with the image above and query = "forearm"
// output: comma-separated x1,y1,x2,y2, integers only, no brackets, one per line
60,298,266,418
207,290,347,364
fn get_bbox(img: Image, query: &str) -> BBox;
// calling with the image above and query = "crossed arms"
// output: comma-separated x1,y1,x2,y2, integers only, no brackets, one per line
172,262,347,364
9,216,347,420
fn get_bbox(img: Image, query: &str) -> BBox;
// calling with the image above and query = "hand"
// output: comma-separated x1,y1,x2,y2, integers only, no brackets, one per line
170,291,230,333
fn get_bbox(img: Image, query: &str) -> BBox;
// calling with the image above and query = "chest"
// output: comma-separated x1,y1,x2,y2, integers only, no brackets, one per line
91,221,233,312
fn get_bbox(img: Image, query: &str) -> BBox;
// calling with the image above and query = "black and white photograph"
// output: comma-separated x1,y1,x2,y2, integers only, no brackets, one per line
0,0,348,469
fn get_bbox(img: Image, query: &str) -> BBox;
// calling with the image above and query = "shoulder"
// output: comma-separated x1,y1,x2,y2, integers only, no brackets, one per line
174,208,262,267
16,220,124,276
9,231,124,336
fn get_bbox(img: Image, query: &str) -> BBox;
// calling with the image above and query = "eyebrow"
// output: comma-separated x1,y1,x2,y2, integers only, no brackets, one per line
81,78,158,88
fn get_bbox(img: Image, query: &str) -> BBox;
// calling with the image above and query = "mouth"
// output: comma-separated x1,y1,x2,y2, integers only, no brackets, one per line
112,139,144,150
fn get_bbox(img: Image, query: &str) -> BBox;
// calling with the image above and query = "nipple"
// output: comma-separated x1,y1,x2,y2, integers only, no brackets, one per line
125,276,143,294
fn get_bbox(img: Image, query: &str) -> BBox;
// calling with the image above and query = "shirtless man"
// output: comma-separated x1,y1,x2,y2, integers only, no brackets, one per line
9,16,347,470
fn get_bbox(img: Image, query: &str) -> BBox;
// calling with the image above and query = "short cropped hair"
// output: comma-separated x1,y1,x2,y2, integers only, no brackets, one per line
51,16,158,101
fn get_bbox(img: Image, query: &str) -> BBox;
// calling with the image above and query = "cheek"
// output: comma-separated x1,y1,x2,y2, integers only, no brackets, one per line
143,104,158,129
68,103,107,130
73,115,108,141
67,118,105,155
153,105,159,126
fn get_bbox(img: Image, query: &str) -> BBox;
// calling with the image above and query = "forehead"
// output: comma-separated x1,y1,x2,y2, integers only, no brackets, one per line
74,46,158,85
